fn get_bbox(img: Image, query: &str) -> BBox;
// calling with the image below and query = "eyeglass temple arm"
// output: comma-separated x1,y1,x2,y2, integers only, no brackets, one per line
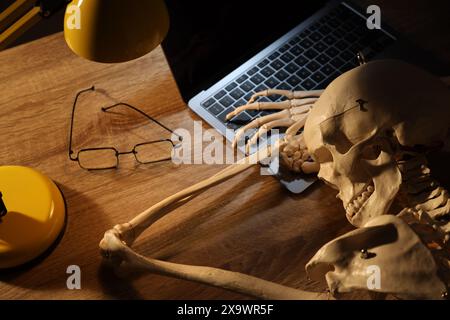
102,103,183,140
68,85,95,160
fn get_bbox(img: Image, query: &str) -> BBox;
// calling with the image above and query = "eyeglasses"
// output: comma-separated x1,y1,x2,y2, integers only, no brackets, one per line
68,86,182,170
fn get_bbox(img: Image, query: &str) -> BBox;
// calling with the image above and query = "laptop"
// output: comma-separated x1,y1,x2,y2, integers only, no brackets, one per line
161,0,450,193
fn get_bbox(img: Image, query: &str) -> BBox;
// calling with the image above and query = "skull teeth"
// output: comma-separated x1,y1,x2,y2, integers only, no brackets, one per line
345,183,374,217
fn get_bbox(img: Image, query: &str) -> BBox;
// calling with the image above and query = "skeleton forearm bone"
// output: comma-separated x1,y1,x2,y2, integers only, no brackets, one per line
101,229,328,299
107,147,270,246
99,147,329,299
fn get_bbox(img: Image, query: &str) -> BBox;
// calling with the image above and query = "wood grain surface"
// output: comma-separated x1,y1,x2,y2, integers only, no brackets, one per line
0,0,449,299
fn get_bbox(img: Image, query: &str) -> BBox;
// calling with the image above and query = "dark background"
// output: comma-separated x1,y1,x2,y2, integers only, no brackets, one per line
3,0,450,60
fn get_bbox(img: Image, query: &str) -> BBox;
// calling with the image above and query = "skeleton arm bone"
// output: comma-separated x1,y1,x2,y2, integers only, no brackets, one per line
99,146,329,299
108,146,271,246
102,229,328,299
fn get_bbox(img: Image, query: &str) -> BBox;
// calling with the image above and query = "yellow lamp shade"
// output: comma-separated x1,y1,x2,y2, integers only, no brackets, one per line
0,166,66,269
64,0,169,63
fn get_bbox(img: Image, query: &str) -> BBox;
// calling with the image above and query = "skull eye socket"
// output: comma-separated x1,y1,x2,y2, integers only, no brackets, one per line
361,144,381,160
314,146,333,163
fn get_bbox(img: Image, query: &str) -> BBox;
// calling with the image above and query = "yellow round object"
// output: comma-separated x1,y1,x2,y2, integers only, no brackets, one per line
0,166,66,269
64,0,170,63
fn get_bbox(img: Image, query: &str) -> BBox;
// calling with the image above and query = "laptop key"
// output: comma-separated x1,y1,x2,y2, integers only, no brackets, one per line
209,103,224,115
335,39,348,51
299,38,313,49
270,59,284,70
233,99,247,107
306,61,320,72
277,82,292,91
288,38,298,46
218,107,234,122
289,45,303,56
264,77,280,88
285,62,299,73
236,74,248,83
219,96,234,108
280,52,295,63
325,47,339,58
243,92,253,101
311,71,325,83
304,48,318,59
328,18,340,28
250,74,265,85
240,81,255,92
202,98,215,108
313,42,327,52
231,112,251,123
230,88,245,100
279,44,290,53
294,55,308,67
268,94,281,102
323,35,336,46
301,29,311,36
260,66,275,77
247,109,261,118
330,57,345,69
274,69,289,81
268,52,280,60
318,25,331,35
309,32,322,41
257,59,269,68
320,64,335,76
296,68,311,79
316,54,330,64
214,90,226,100
344,33,357,43
287,75,301,87
247,67,259,76
255,84,268,92
225,83,237,91
332,27,346,39
301,79,316,90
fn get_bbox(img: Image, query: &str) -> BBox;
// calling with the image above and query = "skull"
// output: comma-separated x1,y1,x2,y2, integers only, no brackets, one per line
304,60,450,227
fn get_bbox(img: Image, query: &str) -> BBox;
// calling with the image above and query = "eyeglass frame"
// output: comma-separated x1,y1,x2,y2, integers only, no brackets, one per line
68,86,182,170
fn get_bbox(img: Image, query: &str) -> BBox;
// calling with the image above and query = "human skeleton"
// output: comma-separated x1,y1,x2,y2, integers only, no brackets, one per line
99,60,450,299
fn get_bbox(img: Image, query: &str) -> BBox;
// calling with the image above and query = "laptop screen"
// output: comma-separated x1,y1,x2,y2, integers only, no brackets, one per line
162,0,329,102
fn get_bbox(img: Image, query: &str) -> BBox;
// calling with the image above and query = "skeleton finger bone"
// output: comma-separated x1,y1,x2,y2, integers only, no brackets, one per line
245,118,295,154
285,115,308,137
248,89,323,103
245,106,312,149
232,110,291,149
226,98,317,121
235,104,313,154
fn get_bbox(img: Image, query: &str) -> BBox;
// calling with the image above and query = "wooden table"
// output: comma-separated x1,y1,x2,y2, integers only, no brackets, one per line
0,0,449,299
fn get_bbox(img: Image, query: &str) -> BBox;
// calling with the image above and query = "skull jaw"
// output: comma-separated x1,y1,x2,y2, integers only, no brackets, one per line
344,153,403,227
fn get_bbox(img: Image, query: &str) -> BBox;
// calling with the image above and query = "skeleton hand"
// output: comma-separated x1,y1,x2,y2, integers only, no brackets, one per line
226,89,322,174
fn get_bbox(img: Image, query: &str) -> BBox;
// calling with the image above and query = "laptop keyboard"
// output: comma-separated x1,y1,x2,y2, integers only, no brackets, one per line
200,3,395,129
